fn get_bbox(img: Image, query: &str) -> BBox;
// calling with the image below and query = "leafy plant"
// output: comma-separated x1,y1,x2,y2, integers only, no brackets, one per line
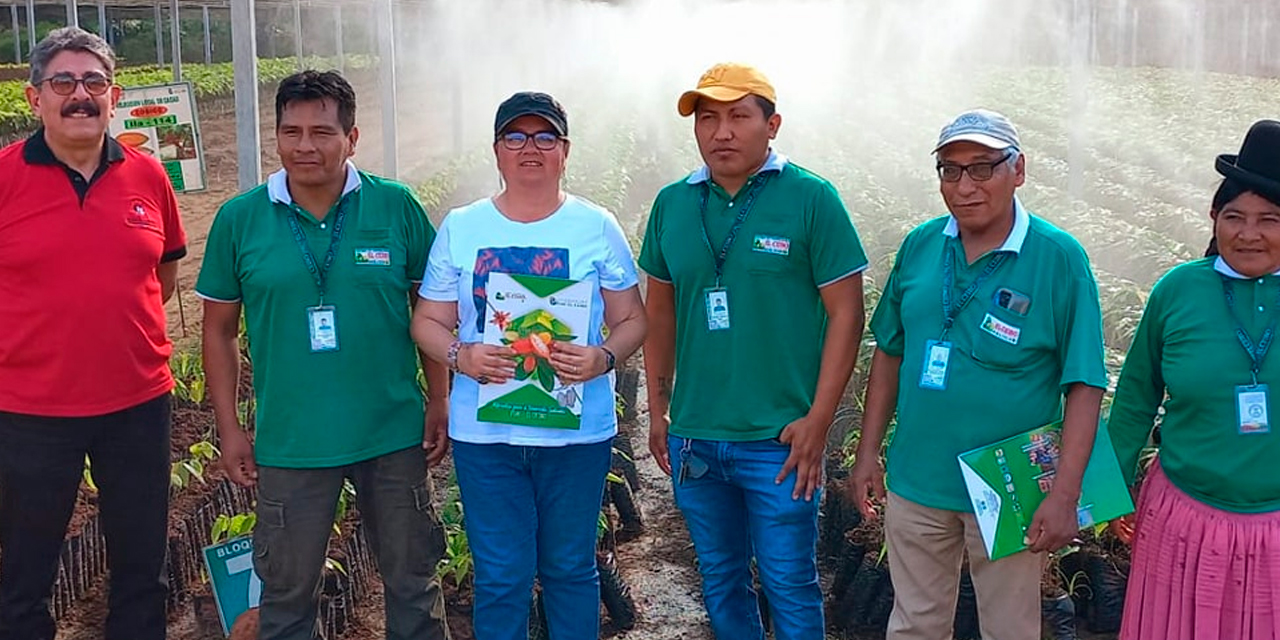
325,557,347,576
170,351,206,405
82,455,97,492
0,55,377,135
236,398,256,430
210,511,257,545
436,475,473,586
171,440,220,491
332,480,357,536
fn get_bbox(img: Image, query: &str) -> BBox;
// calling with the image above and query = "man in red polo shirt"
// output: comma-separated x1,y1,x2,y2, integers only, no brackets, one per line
0,27,186,640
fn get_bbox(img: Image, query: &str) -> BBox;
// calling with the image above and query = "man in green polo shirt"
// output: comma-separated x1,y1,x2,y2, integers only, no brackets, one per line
640,62,867,640
197,71,450,640
848,109,1107,639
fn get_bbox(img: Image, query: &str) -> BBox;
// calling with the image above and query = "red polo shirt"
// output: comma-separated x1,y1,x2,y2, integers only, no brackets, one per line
0,130,187,417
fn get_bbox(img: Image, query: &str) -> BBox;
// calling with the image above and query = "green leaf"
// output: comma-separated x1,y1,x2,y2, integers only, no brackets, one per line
536,360,555,392
210,515,229,543
190,440,218,460
325,558,347,575
549,319,574,335
552,334,577,342
515,358,533,381
230,513,253,536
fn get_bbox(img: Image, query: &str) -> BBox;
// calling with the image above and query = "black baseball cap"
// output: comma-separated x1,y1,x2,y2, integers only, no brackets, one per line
494,91,568,138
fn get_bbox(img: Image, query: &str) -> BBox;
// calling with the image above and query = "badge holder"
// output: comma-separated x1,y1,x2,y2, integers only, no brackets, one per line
705,287,731,331
919,339,952,390
1236,383,1271,434
308,305,339,352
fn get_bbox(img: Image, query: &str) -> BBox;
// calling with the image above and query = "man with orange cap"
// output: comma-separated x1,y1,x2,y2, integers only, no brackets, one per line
639,62,868,639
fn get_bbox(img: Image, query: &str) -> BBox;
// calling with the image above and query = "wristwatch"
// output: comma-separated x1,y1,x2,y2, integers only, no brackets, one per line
600,346,616,373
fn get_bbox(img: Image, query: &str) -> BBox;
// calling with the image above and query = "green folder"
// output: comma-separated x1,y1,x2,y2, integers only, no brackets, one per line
958,420,1134,560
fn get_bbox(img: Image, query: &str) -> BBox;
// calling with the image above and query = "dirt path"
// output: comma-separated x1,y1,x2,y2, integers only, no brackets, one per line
610,417,712,640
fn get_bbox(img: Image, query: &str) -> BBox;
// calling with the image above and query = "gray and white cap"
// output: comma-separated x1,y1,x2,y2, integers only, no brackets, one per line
933,109,1021,154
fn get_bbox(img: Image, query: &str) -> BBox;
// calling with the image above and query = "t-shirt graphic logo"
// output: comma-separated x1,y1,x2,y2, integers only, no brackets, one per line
472,247,569,332
125,199,158,229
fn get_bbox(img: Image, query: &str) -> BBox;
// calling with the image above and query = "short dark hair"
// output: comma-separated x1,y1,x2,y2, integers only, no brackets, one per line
29,26,115,86
753,95,776,119
275,70,357,133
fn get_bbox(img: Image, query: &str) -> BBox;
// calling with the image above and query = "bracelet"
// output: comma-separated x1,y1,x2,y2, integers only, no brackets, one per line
600,346,617,373
446,340,462,373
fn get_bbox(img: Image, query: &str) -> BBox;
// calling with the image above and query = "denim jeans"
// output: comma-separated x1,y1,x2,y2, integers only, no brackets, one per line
669,434,824,640
451,438,613,640
253,446,449,640
0,393,171,640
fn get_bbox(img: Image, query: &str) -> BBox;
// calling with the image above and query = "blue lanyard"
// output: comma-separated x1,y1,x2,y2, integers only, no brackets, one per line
699,174,771,287
1221,275,1280,385
285,198,350,305
941,243,1009,340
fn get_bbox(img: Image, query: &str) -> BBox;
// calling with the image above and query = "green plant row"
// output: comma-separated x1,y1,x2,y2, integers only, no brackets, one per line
0,54,376,134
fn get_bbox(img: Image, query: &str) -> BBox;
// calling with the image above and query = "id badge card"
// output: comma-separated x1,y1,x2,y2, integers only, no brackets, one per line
919,339,952,390
705,287,730,331
307,305,339,352
1236,383,1271,434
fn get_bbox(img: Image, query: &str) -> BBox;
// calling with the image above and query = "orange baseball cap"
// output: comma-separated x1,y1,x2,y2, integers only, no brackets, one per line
677,62,777,117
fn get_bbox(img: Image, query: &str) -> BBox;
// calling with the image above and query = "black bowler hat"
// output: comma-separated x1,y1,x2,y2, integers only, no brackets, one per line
1216,120,1280,203
493,92,568,138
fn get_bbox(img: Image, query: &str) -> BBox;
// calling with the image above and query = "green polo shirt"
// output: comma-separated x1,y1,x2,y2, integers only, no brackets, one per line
638,154,868,441
1109,257,1280,513
871,202,1107,512
196,168,434,468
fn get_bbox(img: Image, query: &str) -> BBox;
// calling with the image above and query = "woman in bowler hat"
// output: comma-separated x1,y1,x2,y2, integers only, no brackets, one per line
1108,119,1280,640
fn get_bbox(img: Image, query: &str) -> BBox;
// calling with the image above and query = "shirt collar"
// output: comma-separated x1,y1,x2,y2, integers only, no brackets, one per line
686,149,788,185
942,196,1030,254
22,127,125,166
267,160,362,205
1213,256,1280,279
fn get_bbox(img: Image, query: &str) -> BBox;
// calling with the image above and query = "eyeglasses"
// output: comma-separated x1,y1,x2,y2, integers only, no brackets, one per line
39,72,113,96
499,131,561,151
936,151,1013,183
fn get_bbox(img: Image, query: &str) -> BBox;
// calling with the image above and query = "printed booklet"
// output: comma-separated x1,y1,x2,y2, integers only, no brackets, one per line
477,273,592,429
958,420,1134,560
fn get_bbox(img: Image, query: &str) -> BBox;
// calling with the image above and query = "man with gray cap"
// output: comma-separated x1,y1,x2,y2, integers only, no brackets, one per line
847,109,1106,638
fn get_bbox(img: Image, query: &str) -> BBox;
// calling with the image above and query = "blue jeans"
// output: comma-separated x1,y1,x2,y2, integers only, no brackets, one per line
452,438,613,640
669,434,824,640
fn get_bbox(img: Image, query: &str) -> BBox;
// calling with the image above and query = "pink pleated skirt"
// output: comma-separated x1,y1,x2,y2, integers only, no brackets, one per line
1120,460,1280,640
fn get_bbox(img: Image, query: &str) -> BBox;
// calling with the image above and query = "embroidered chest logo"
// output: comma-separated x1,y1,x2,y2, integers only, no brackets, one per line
354,248,392,266
980,313,1022,345
752,235,791,256
125,199,158,229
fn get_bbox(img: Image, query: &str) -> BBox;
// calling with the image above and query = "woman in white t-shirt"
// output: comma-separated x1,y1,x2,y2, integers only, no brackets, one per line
412,92,646,640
